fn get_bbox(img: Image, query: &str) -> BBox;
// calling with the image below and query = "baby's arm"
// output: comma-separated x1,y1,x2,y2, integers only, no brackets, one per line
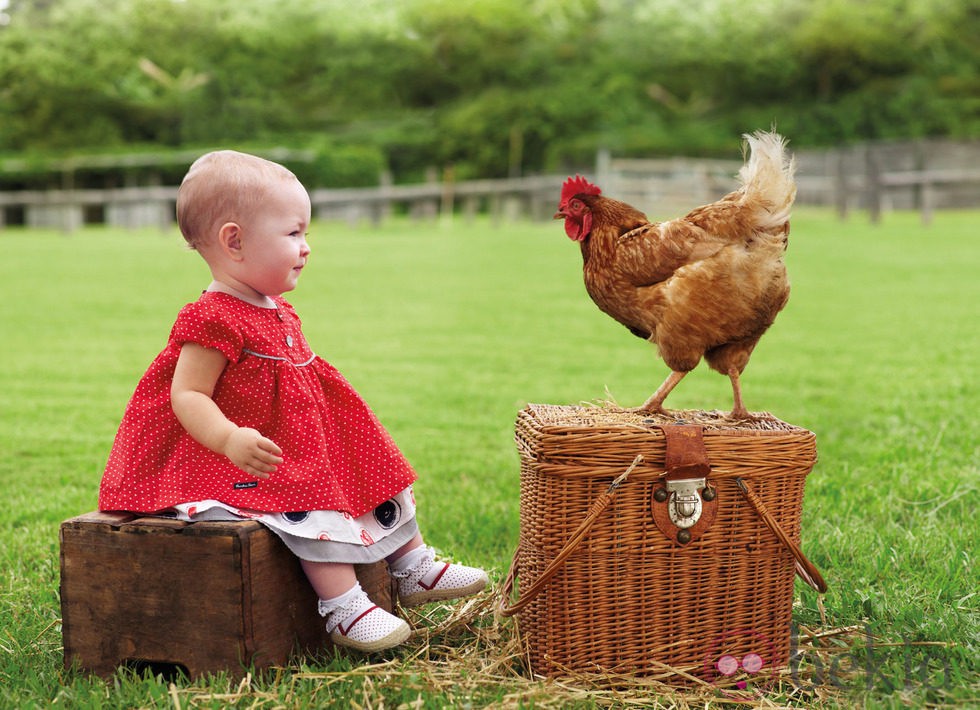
171,342,283,479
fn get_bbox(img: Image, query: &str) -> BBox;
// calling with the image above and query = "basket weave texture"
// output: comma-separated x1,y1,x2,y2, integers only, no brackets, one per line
508,403,820,680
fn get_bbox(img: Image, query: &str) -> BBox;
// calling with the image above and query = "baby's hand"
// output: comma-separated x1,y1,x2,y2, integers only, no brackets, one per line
223,427,283,479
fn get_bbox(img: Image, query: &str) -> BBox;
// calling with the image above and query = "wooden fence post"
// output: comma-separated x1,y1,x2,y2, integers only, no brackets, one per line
920,178,934,226
378,170,393,226
866,148,882,224
440,165,456,226
833,150,849,220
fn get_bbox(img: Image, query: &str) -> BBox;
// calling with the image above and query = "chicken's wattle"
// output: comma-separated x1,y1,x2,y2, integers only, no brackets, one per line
564,213,591,242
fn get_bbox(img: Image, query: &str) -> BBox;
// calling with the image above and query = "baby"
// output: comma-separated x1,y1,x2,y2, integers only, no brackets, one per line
99,150,487,652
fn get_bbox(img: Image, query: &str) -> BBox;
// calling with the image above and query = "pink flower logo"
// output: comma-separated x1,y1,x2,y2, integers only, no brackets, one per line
704,629,777,699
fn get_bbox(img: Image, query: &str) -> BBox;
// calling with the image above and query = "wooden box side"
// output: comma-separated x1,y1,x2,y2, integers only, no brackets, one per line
242,526,328,665
61,513,401,678
61,514,249,678
354,560,397,612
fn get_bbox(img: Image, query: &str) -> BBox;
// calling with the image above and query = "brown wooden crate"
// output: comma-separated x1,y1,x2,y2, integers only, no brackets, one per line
60,511,397,678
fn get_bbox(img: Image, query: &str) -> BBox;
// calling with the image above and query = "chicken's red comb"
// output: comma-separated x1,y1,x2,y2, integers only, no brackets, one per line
561,174,601,204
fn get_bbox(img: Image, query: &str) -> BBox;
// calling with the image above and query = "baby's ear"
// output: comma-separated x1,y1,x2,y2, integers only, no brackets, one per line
218,222,244,259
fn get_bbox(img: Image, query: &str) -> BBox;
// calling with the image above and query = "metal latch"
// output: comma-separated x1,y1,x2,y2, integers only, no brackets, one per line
651,424,718,545
666,477,706,528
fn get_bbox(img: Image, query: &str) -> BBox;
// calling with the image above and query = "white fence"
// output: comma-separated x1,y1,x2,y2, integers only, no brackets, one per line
2,140,978,231
598,140,980,225
0,175,565,231
793,140,980,223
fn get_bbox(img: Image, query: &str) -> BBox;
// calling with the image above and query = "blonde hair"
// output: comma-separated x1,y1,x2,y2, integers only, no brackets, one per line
176,150,300,249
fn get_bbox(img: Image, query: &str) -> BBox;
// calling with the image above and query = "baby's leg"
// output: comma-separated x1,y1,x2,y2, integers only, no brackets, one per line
302,559,409,652
385,532,424,562
300,559,358,599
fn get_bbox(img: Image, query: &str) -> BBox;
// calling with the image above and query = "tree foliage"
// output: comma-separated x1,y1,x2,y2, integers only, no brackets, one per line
0,0,976,182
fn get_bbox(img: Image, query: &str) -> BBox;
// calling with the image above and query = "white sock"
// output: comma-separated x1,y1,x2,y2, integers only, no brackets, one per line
388,544,430,575
317,581,364,618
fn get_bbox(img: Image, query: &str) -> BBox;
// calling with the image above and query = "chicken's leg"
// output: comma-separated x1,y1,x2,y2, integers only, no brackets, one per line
728,368,751,420
639,371,687,413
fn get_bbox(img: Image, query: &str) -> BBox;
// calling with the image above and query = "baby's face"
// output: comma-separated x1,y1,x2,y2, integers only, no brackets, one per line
236,178,312,297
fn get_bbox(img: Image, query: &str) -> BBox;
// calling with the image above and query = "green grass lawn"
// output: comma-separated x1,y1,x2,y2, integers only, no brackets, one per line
0,208,977,708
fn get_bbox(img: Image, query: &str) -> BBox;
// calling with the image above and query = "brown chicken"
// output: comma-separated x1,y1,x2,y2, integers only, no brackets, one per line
554,131,796,419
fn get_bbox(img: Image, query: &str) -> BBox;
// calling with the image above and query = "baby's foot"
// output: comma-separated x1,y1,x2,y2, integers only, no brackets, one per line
319,588,410,652
389,545,488,608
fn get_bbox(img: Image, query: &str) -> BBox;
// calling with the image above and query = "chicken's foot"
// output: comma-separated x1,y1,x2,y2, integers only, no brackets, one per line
638,371,687,413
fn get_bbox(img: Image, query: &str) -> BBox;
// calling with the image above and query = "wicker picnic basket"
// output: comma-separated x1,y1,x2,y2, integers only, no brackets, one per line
500,404,826,683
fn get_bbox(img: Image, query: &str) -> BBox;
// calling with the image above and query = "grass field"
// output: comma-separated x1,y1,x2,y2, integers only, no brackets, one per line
0,208,977,708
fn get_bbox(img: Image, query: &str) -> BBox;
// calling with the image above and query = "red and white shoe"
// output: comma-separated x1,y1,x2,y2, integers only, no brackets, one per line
390,546,489,608
320,590,410,652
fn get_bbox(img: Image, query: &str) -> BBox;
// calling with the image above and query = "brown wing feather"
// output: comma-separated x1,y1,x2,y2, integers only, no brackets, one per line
614,214,736,287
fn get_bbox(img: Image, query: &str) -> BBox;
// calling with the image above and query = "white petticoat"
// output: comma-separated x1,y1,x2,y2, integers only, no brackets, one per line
172,486,418,564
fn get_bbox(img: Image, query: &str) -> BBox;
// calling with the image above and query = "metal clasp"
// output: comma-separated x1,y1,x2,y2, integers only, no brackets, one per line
666,477,706,529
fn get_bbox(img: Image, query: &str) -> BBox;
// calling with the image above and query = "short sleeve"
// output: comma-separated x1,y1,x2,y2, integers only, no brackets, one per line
170,299,244,362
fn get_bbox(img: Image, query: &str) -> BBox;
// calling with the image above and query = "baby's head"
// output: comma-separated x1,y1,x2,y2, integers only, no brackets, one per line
176,150,303,251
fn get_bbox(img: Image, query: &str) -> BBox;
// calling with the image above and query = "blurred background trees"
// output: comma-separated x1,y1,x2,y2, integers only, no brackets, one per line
0,0,977,184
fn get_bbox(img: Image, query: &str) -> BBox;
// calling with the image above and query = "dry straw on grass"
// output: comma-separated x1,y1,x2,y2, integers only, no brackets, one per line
166,587,895,709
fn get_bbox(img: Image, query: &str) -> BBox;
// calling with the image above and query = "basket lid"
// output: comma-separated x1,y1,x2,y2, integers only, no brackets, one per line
519,403,808,433
515,404,816,479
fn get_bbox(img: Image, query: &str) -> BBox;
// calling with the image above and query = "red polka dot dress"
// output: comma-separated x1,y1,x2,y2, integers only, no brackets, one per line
100,292,419,559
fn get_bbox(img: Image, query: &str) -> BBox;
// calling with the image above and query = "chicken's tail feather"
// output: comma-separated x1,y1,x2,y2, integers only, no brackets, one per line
737,130,796,230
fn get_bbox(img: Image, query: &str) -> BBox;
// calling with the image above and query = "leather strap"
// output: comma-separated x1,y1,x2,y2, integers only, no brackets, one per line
659,424,711,478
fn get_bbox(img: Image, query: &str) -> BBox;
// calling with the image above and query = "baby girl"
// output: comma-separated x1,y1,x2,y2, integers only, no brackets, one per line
99,150,487,652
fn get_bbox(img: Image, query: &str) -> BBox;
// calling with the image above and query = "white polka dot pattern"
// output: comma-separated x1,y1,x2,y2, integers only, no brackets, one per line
391,546,490,607
323,591,410,652
99,292,417,516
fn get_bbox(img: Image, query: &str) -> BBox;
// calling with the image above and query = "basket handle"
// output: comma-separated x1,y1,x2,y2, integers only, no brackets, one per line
497,455,643,618
736,477,828,593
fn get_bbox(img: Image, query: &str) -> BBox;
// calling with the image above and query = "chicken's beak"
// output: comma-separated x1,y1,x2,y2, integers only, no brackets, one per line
553,210,565,220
